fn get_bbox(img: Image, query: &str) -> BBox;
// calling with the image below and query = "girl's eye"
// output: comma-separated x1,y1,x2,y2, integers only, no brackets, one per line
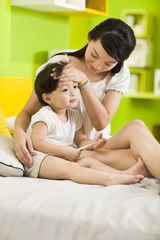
62,88,68,92
74,85,78,89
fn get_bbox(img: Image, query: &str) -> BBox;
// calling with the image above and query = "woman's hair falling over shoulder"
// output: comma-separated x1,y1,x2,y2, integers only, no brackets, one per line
35,62,66,106
60,18,136,75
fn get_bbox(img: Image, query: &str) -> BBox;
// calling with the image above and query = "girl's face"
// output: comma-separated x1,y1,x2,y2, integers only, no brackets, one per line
85,39,118,73
43,81,79,112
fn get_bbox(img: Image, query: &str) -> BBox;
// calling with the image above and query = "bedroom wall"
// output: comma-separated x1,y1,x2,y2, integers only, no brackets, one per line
0,0,70,79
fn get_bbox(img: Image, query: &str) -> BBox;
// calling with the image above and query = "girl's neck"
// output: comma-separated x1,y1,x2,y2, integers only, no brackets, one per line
50,105,68,123
56,111,68,123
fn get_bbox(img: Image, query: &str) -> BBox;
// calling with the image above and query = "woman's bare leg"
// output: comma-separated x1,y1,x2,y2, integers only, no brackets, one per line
77,156,149,177
81,148,136,170
102,120,160,180
38,155,143,186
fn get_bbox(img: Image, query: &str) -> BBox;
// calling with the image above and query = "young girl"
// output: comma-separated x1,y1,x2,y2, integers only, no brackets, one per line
14,18,160,181
25,62,145,186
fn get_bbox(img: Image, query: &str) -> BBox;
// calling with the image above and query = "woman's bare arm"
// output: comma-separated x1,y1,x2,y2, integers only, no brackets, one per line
14,90,42,167
80,87,123,131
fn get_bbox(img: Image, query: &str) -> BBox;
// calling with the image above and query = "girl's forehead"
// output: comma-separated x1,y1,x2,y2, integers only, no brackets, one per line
58,81,77,87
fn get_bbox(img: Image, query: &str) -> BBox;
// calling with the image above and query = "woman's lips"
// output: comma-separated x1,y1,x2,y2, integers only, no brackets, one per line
90,64,98,72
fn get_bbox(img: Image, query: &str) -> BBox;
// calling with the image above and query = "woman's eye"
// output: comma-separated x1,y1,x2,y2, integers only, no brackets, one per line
91,53,97,58
74,85,78,89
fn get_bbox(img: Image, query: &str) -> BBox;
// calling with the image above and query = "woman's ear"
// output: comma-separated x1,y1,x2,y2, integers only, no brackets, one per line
42,93,51,105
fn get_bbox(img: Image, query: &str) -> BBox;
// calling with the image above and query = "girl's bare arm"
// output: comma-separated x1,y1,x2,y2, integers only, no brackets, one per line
31,121,80,162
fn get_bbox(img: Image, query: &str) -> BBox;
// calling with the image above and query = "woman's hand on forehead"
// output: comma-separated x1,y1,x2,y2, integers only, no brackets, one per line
51,62,88,84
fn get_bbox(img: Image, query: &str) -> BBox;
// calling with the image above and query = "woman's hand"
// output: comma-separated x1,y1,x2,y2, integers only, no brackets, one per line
14,128,33,168
91,133,108,150
51,62,88,86
63,146,81,162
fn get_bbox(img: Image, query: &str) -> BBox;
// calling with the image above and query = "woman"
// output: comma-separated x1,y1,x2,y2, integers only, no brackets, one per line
14,18,160,180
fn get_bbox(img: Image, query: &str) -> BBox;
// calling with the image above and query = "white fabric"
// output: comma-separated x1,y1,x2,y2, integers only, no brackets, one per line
36,55,130,140
0,176,160,240
0,135,24,177
5,116,16,135
27,106,82,147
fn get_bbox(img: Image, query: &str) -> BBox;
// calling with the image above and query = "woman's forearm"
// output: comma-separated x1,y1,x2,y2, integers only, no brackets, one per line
15,111,32,132
80,85,109,131
80,86,123,131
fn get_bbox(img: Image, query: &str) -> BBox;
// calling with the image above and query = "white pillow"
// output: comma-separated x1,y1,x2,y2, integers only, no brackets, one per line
0,135,24,177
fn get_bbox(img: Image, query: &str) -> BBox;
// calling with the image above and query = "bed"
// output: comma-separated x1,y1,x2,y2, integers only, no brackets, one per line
0,77,160,240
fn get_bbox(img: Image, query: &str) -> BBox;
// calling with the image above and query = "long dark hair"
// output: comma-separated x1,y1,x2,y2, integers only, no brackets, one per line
53,18,136,75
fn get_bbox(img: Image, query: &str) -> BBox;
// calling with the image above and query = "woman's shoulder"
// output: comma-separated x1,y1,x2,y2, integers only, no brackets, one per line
36,54,69,76
49,54,69,63
118,64,130,76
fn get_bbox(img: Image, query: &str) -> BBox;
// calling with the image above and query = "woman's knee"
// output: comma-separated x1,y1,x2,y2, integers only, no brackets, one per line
126,119,147,132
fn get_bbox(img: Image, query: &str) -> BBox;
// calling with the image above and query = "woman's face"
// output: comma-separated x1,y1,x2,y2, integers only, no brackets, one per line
85,39,118,73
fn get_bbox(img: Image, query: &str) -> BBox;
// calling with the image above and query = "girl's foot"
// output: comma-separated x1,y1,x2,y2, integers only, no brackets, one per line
107,173,144,186
123,156,151,177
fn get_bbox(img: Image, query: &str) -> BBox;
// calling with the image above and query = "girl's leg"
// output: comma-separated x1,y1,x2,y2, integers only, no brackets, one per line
103,120,160,180
38,155,143,186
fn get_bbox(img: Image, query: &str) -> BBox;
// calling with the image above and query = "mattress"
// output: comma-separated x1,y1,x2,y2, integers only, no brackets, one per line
0,176,160,240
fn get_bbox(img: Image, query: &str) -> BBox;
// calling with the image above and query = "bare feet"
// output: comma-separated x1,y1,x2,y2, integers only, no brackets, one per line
123,156,151,177
107,173,144,186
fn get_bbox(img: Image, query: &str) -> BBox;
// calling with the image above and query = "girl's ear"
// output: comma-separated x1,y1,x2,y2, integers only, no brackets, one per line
42,93,51,105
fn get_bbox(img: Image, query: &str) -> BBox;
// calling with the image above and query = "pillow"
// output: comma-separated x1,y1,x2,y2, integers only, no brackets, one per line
0,106,12,138
5,116,16,136
0,135,24,177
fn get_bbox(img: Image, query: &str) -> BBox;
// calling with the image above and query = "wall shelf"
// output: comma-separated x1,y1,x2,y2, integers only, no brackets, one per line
11,0,108,17
126,92,160,100
121,9,153,38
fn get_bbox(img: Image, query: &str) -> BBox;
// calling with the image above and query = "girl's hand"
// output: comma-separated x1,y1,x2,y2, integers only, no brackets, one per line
91,133,108,150
63,146,81,162
14,128,33,168
51,62,88,86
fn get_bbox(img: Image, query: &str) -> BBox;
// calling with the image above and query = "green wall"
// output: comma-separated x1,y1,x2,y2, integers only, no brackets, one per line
0,1,70,79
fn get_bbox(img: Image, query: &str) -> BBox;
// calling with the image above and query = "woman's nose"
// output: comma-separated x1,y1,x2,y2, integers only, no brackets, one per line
93,60,103,70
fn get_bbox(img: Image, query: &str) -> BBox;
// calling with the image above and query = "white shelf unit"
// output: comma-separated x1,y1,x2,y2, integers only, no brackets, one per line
125,38,153,68
11,0,85,12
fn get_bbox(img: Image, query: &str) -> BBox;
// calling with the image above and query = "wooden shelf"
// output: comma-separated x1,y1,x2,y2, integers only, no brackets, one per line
126,92,160,100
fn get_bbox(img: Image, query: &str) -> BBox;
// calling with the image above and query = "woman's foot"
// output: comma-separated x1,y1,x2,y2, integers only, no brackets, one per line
123,156,151,177
107,173,144,186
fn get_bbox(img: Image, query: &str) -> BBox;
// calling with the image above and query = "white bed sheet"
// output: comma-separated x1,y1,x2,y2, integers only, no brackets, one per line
0,177,160,240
